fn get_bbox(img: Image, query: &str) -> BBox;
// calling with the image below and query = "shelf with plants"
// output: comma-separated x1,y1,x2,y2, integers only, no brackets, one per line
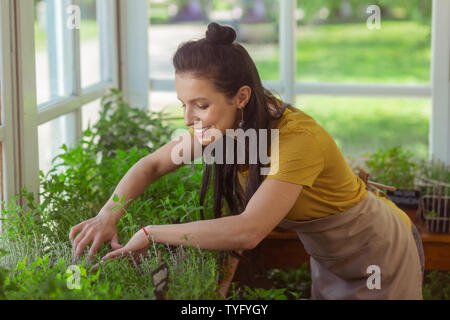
0,90,238,300
364,146,421,222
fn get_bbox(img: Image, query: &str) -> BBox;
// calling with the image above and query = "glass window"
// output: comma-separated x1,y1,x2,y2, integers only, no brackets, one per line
148,0,280,80
82,98,102,131
295,95,430,160
296,0,431,84
38,113,78,175
149,90,185,129
80,0,102,88
35,0,76,106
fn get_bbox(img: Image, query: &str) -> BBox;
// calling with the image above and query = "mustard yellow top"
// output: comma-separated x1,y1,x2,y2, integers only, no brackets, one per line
188,107,411,229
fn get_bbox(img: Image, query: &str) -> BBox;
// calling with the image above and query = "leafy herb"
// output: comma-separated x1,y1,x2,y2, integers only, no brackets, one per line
365,146,419,189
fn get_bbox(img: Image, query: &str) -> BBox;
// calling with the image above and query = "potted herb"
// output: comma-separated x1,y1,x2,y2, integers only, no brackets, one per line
365,146,421,217
417,160,450,234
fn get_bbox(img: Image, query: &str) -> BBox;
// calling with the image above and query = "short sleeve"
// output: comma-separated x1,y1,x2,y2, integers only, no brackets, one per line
265,128,324,188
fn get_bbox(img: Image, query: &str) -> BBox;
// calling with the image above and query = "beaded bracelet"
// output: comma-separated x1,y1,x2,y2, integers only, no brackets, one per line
141,226,151,244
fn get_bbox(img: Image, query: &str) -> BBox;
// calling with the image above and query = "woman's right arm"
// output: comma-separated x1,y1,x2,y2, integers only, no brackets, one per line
69,131,197,261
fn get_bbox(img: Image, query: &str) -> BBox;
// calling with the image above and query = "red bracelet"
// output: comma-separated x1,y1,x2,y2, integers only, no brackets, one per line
142,226,151,243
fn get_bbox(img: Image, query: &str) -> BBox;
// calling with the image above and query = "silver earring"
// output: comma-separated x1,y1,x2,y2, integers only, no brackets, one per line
238,109,244,128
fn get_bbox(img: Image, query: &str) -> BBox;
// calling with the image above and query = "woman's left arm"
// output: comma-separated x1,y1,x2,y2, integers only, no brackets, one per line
101,179,303,261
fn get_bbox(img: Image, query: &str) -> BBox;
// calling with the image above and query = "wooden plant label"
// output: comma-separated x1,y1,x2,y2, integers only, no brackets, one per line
151,261,169,300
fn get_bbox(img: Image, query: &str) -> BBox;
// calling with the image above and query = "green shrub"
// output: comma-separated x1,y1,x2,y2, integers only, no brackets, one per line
365,146,419,189
267,264,311,299
418,159,450,185
423,271,450,300
232,264,312,300
0,89,225,300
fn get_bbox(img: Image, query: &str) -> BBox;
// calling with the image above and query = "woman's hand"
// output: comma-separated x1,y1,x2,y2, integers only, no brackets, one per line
91,228,150,271
69,209,123,262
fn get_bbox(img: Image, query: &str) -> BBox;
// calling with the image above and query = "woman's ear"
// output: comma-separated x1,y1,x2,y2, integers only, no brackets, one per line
236,86,252,108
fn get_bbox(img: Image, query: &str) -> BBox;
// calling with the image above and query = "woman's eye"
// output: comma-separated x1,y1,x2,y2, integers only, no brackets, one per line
198,105,209,110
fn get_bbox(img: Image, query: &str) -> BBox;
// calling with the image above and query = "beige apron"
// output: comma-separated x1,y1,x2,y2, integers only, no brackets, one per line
276,191,423,300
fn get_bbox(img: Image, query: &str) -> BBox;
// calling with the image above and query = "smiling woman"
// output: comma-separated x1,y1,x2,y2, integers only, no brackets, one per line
70,22,424,300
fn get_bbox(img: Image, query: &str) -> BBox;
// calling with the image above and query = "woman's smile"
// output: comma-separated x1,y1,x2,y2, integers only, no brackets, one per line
193,125,212,137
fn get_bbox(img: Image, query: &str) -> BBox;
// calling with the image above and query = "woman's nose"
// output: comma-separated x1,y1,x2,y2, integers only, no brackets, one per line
184,105,198,127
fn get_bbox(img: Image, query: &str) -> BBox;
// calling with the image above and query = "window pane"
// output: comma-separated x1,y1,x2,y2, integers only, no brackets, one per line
149,90,185,129
80,0,101,88
35,0,76,106
295,95,430,160
148,0,280,80
296,0,431,84
38,113,78,175
82,98,102,131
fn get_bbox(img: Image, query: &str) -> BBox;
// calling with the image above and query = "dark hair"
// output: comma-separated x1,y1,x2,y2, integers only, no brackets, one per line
173,22,289,220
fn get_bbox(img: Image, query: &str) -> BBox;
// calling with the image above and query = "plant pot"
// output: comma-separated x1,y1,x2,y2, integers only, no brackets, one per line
387,189,421,211
420,195,450,234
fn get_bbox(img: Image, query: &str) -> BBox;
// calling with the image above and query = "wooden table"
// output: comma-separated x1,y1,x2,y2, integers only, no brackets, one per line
412,210,450,271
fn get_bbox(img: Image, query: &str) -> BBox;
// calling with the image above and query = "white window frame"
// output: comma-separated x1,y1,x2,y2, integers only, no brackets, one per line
0,0,20,202
0,0,128,204
430,0,450,165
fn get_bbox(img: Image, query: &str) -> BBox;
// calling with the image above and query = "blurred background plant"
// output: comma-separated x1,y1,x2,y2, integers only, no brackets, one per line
422,271,450,300
364,146,419,189
231,264,312,300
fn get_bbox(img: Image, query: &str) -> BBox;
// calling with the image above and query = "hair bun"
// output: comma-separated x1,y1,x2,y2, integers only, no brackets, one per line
205,22,236,45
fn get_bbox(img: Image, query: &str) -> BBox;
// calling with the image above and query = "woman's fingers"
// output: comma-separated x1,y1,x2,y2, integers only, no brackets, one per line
87,238,103,260
74,231,94,259
90,249,126,272
110,233,123,250
102,248,126,262
69,221,86,243
72,227,88,249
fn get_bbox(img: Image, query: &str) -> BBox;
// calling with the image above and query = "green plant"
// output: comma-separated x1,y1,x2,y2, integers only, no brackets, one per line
237,286,288,300
93,89,174,161
0,89,228,300
418,159,450,185
267,264,312,299
425,210,438,219
365,146,419,189
423,271,450,300
231,264,312,300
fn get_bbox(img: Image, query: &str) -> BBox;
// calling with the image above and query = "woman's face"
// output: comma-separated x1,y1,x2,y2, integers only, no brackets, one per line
175,72,250,146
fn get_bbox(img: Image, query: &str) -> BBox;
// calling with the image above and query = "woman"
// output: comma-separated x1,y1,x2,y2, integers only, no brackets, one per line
69,22,424,300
